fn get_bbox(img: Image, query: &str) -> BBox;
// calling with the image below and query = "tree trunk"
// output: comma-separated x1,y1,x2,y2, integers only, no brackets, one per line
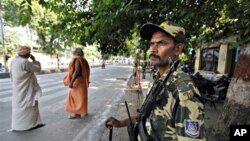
210,44,250,141
57,54,60,69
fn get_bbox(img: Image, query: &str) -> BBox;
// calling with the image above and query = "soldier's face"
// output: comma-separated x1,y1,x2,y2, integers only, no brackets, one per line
149,31,176,67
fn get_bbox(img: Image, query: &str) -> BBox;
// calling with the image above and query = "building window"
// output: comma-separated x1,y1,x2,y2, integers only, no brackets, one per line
200,47,219,72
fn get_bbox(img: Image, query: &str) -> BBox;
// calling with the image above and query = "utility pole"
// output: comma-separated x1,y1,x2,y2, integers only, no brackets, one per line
0,0,6,72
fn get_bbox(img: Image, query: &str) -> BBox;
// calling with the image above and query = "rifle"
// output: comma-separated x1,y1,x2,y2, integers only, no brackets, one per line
109,126,113,141
125,101,138,141
135,59,180,141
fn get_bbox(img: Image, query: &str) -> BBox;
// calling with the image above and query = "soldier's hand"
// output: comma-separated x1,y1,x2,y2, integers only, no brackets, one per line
105,116,121,128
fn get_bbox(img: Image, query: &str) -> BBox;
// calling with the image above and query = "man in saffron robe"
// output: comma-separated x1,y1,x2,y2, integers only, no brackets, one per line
10,45,45,131
64,48,90,118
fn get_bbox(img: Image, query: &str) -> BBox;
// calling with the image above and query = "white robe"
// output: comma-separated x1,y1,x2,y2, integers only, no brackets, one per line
10,56,42,131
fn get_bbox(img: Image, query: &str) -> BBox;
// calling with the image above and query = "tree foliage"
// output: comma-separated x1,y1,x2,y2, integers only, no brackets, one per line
2,0,67,57
1,0,31,26
0,27,21,56
3,0,250,56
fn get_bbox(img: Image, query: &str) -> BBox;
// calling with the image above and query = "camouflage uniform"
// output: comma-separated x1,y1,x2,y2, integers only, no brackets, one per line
138,20,206,141
143,66,206,141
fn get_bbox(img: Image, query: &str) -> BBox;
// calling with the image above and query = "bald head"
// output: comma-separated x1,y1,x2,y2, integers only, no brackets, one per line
73,48,84,56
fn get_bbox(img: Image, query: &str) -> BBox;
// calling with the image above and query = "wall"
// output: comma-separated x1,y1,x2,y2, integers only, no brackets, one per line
194,48,201,72
195,36,237,77
217,44,228,74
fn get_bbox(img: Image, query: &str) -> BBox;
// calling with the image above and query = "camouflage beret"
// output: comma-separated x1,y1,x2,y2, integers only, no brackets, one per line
140,21,186,43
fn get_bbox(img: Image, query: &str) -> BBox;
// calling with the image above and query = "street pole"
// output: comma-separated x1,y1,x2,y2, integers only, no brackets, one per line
0,1,6,72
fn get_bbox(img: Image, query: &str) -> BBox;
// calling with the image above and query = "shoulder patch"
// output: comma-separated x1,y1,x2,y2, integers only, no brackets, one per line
184,119,200,138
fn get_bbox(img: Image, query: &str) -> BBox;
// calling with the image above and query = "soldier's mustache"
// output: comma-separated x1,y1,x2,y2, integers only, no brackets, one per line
149,54,161,60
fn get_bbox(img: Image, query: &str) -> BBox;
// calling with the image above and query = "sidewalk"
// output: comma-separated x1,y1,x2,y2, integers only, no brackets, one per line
100,73,145,141
0,63,111,79
100,72,224,141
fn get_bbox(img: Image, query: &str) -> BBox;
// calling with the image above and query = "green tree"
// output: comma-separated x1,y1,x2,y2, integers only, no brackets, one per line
2,0,69,68
83,44,102,61
7,1,250,140
34,0,137,56
0,27,22,59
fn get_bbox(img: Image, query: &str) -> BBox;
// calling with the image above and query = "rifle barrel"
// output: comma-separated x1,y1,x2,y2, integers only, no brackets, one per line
125,101,133,124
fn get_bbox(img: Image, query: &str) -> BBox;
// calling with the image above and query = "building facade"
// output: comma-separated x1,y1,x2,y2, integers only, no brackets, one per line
194,36,240,80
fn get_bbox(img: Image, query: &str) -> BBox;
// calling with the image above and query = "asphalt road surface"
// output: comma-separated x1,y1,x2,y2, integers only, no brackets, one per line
0,64,133,141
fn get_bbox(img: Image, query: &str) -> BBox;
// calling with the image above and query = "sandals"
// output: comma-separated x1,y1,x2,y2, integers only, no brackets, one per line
81,113,88,117
68,114,81,119
68,114,88,119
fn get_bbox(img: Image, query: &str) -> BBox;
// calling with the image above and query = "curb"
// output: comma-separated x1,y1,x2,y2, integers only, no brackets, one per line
0,68,68,79
100,74,143,141
0,72,10,79
39,68,68,75
39,68,67,74
0,63,112,79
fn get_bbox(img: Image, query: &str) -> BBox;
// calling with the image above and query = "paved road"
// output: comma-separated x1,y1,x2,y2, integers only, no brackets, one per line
0,64,133,141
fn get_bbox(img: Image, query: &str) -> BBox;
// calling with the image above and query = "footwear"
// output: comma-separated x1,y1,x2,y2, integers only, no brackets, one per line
7,129,15,132
68,115,77,119
80,113,88,117
7,124,45,132
68,115,81,119
27,123,46,131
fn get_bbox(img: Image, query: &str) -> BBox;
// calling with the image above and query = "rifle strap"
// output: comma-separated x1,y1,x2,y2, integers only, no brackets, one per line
150,120,161,141
137,60,180,140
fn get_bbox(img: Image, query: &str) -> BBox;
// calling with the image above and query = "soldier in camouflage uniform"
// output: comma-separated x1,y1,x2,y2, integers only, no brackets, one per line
105,21,206,141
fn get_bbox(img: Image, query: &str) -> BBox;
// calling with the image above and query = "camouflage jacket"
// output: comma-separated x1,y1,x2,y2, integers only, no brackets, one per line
143,66,206,141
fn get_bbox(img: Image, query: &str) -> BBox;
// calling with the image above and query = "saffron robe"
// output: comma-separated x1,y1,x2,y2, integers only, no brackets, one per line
10,56,42,131
64,56,90,115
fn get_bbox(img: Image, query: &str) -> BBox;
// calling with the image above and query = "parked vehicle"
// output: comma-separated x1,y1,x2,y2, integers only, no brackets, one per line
190,72,214,95
181,64,194,75
213,75,231,100
191,72,231,100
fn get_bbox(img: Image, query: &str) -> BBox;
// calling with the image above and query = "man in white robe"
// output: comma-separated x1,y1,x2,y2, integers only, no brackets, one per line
10,45,45,131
